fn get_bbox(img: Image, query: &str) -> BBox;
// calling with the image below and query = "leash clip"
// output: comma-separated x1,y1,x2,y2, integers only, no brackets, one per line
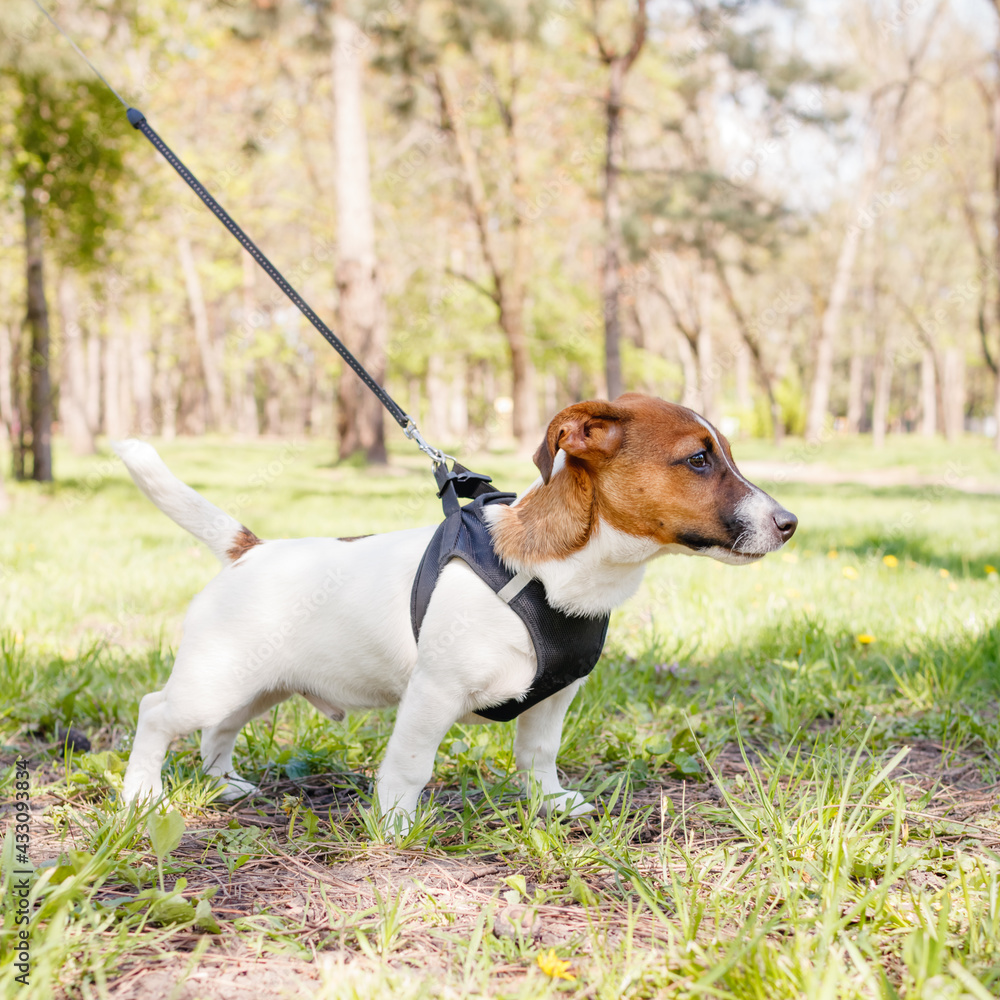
404,420,453,467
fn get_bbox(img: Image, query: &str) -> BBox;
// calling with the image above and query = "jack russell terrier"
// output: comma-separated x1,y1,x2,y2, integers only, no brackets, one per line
115,394,796,825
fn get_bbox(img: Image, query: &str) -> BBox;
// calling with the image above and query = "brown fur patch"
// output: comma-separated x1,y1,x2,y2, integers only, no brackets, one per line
227,526,262,562
492,394,756,564
337,534,372,542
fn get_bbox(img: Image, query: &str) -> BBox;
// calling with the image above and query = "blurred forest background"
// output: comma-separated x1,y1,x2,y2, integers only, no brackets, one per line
1,0,998,485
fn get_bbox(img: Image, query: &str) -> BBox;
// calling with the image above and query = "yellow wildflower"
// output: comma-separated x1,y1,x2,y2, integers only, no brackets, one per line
856,634,876,644
939,568,950,578
985,565,997,575
537,949,576,981
882,555,898,568
827,549,838,559
842,566,859,580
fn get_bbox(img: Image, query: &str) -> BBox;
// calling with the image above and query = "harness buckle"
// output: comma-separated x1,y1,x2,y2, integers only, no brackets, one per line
433,463,493,501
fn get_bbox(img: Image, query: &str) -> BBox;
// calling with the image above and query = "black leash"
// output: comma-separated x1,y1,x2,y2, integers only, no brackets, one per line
30,0,497,501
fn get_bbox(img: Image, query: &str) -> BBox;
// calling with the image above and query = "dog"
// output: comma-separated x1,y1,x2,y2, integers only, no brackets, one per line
115,394,796,826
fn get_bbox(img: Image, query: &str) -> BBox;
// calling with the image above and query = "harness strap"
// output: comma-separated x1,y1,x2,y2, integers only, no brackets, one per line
496,569,532,604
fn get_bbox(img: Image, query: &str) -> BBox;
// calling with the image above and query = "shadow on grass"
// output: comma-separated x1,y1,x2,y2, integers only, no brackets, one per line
3,606,998,796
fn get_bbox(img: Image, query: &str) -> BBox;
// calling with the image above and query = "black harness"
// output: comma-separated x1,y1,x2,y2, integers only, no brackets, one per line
410,471,610,722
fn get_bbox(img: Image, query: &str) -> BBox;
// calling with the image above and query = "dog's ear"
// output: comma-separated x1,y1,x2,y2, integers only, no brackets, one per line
533,401,625,484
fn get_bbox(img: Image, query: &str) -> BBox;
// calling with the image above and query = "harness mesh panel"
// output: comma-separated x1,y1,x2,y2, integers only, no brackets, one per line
410,492,610,722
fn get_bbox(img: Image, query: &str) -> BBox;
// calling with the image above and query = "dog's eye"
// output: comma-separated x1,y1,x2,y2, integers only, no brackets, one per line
687,452,709,469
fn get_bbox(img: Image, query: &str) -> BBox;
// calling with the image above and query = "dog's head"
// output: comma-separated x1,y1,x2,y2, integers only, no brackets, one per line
530,394,796,564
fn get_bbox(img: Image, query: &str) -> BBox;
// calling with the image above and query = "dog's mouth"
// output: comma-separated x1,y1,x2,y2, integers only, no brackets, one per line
712,545,771,565
680,542,770,565
675,520,794,564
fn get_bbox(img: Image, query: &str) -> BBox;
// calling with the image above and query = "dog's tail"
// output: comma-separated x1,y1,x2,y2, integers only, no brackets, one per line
113,439,261,566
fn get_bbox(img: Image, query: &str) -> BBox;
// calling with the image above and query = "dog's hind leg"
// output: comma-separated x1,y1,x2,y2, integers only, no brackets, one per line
199,690,289,801
514,679,593,817
123,681,288,806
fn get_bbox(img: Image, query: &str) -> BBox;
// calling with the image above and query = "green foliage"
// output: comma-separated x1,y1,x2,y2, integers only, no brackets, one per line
4,72,130,269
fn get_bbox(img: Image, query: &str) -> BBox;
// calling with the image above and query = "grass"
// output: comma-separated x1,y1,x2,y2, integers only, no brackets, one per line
1,432,999,999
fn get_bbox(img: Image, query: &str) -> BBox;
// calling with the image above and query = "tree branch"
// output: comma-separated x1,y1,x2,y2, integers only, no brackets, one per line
434,65,505,297
445,267,500,306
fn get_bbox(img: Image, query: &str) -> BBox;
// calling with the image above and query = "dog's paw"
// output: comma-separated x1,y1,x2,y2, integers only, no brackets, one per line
211,773,258,801
543,789,594,818
121,774,164,809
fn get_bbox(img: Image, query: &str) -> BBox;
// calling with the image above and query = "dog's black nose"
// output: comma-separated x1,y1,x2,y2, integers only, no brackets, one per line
774,509,797,542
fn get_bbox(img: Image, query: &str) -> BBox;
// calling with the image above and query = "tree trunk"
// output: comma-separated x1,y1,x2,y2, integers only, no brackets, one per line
993,369,1000,453
131,298,155,437
805,163,881,444
676,331,700,411
0,325,13,446
58,271,96,454
426,353,448,442
942,347,965,442
602,58,626,401
846,322,865,434
263,362,282,435
871,341,892,449
332,12,387,464
498,284,537,437
919,348,936,437
708,252,784,443
735,344,752,412
696,271,719,425
449,360,469,440
177,234,226,431
11,320,28,479
236,252,259,437
25,192,52,481
992,42,1000,451
104,319,125,439
156,326,178,440
301,362,317,436
85,331,101,438
434,66,538,443
594,0,646,402
0,323,15,498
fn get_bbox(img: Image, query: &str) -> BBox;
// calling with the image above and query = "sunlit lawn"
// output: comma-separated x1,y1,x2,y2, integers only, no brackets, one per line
1,431,999,998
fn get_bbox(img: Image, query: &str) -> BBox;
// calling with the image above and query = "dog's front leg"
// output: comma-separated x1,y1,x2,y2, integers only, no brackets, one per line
514,679,593,817
375,671,465,832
